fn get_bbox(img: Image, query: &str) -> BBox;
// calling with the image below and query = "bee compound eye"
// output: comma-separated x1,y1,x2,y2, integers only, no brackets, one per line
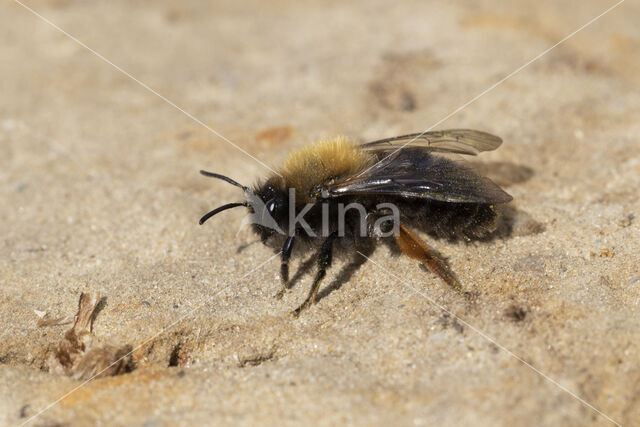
266,199,276,214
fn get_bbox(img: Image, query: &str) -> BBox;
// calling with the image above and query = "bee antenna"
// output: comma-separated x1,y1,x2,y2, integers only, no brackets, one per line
199,202,249,225
200,170,248,191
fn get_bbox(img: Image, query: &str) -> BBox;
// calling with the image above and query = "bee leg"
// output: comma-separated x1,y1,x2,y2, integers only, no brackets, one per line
395,224,462,293
293,232,336,317
275,235,295,300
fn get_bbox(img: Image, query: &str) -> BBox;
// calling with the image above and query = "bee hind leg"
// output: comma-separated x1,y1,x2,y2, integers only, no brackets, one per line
395,223,462,293
275,235,295,300
293,232,337,317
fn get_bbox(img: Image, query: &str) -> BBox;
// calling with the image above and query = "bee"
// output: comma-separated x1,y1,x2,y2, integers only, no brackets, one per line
199,130,512,316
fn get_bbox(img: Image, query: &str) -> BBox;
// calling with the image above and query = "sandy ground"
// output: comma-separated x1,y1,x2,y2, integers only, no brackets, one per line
1,0,640,425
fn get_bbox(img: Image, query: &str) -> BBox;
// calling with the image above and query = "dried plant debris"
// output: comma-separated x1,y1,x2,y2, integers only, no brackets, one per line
48,293,133,380
35,308,73,328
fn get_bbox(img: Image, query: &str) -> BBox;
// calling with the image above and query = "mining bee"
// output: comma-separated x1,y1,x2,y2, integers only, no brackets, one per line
199,130,512,315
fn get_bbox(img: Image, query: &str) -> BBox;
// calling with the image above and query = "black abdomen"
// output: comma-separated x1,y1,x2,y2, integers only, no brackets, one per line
400,200,499,241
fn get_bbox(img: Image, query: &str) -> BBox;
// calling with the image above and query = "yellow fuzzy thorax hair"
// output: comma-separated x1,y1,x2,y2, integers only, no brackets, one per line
280,136,376,204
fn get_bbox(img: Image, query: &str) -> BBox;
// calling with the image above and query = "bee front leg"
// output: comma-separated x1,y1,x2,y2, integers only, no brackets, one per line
275,235,295,300
293,232,336,317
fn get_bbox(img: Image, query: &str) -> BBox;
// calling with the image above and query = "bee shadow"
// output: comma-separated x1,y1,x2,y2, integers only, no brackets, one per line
491,205,545,239
468,161,534,188
468,161,542,240
317,241,376,302
236,238,261,254
284,241,376,304
286,254,317,291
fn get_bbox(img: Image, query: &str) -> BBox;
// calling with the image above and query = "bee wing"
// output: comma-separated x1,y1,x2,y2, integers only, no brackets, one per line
360,129,503,155
322,149,512,203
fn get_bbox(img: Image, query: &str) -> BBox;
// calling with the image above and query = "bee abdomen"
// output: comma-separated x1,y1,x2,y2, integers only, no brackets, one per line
403,201,499,241
440,203,497,240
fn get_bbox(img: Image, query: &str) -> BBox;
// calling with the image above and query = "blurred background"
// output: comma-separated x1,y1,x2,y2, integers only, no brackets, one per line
1,1,639,425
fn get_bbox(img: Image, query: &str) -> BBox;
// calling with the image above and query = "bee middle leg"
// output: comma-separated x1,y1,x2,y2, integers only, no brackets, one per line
293,232,337,317
275,235,295,300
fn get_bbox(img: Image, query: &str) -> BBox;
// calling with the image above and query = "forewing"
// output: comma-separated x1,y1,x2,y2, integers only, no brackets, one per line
322,149,512,203
360,129,503,156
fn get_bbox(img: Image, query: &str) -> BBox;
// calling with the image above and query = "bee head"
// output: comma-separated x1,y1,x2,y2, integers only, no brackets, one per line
198,171,289,242
249,178,289,242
